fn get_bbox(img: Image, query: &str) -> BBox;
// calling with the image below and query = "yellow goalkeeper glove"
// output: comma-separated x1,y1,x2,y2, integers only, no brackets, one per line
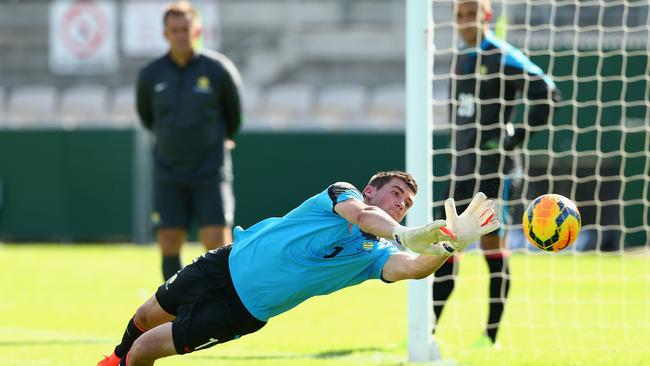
443,192,501,253
391,220,456,256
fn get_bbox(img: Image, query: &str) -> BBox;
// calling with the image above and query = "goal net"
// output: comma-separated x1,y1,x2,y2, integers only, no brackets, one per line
407,0,650,364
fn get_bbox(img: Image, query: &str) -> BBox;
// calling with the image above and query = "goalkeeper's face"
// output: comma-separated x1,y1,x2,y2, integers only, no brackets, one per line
364,178,415,223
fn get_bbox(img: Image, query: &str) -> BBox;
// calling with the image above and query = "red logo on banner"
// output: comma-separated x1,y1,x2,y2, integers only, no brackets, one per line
59,0,108,59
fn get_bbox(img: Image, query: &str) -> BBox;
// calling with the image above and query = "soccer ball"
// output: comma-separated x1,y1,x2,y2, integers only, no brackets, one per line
522,194,581,252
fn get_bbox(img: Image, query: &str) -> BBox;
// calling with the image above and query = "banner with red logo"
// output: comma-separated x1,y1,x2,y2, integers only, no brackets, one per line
49,0,117,74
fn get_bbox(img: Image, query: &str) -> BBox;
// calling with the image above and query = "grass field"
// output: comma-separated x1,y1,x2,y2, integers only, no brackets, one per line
1,244,648,366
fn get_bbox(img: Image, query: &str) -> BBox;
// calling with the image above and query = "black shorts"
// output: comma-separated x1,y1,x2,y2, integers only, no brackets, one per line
452,177,513,206
155,245,265,354
153,178,234,229
452,149,521,201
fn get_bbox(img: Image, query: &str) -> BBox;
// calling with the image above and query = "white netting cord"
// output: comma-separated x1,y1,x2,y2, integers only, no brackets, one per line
432,0,650,250
421,0,650,362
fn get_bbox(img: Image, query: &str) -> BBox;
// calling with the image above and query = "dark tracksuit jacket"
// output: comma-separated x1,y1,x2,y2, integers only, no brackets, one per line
450,32,559,174
451,30,560,179
136,49,242,183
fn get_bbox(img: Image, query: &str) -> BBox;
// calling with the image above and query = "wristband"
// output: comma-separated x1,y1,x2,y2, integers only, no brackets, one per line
441,242,456,255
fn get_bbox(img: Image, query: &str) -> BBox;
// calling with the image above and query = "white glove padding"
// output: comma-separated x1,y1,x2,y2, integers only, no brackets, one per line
443,192,500,253
392,220,455,256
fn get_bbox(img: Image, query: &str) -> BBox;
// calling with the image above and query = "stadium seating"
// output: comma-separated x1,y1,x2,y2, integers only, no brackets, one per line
59,84,110,127
367,84,405,130
0,86,6,127
111,86,138,127
6,85,59,128
0,82,412,132
241,85,267,131
260,83,315,130
432,78,450,126
0,1,409,132
315,84,367,129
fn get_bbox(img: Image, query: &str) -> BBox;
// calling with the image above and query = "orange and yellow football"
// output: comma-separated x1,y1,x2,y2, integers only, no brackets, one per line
522,194,581,252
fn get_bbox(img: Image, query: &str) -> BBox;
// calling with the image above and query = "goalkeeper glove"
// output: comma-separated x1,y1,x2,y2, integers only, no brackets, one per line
391,220,456,256
443,192,500,253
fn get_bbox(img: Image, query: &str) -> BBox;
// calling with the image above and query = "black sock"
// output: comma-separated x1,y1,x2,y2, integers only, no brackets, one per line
486,255,510,343
118,354,128,366
114,317,146,358
432,259,457,333
162,255,182,280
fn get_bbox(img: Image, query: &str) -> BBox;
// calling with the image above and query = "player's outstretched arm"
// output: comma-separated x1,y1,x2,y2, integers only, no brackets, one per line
382,192,500,282
334,198,450,252
335,197,458,282
390,192,500,256
334,198,402,239
391,221,455,255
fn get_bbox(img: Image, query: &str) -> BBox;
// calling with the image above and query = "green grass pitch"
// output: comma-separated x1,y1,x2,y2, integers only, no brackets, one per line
1,244,648,366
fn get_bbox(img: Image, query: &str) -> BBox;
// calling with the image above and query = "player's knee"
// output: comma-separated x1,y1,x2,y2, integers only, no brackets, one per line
129,338,158,365
133,306,152,330
134,296,175,331
480,233,503,251
199,225,231,249
202,238,223,250
134,300,158,330
157,229,186,252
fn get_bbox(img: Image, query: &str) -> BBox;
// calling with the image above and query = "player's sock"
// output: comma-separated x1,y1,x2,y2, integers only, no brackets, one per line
114,317,146,359
162,255,182,280
118,352,130,366
485,253,510,343
432,258,457,334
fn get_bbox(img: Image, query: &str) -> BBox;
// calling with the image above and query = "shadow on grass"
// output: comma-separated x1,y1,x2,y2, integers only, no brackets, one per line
191,346,392,361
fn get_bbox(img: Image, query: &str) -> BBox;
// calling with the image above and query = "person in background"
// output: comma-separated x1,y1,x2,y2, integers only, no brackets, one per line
136,1,243,280
433,0,560,347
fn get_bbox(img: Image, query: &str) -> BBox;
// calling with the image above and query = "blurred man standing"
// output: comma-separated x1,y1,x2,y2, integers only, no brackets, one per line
432,0,559,347
136,1,242,280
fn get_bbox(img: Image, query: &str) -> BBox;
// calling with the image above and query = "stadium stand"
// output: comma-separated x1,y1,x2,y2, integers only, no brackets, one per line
0,86,6,127
7,85,59,128
367,84,405,130
241,84,271,131
0,1,408,131
59,84,111,127
260,83,316,130
315,84,367,129
111,86,138,127
431,78,450,126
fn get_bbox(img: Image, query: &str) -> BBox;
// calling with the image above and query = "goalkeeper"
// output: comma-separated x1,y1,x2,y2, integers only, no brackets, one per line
98,171,498,366
432,0,560,347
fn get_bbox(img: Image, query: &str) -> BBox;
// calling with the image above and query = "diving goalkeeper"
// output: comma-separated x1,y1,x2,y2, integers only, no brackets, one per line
98,171,498,366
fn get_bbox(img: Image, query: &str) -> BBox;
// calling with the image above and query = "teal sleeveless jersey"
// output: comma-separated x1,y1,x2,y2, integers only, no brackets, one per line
228,182,399,321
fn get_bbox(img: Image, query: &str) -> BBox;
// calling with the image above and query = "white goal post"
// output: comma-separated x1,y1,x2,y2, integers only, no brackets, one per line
405,0,437,362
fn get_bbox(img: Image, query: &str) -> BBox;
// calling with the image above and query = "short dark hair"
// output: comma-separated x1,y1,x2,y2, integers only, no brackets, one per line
163,1,198,26
457,0,492,13
367,171,418,195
